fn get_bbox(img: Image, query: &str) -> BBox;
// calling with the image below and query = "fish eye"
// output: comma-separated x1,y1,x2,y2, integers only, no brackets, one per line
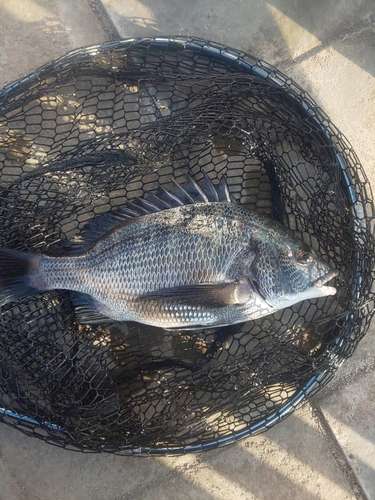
296,250,314,265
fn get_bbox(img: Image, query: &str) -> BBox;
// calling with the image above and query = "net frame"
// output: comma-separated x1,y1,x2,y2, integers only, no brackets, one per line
0,36,374,455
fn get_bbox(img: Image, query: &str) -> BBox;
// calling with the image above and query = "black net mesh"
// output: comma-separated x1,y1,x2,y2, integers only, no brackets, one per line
0,36,374,455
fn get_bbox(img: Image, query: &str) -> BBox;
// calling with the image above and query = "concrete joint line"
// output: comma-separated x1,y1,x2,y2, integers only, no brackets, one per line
280,19,375,68
310,403,368,500
88,0,120,41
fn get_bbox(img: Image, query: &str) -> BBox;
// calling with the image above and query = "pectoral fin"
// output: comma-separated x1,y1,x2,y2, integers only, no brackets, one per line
136,281,251,309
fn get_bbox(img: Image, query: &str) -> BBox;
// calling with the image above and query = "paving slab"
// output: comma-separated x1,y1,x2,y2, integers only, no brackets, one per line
0,404,358,500
279,25,375,185
100,0,375,65
0,454,24,500
0,0,108,88
320,370,375,499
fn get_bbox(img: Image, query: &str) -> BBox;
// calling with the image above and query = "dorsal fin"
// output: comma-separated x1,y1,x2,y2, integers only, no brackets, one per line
65,174,234,254
65,210,137,254
197,172,220,201
217,175,232,202
150,172,233,209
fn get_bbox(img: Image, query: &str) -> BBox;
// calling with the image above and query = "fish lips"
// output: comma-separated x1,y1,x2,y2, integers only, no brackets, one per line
312,269,338,296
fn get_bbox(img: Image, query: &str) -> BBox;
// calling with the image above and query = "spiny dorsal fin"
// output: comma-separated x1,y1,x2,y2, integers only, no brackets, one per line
65,174,233,253
154,172,233,206
64,210,136,254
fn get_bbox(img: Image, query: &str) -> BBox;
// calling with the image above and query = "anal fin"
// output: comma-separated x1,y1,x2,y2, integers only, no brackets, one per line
70,292,114,324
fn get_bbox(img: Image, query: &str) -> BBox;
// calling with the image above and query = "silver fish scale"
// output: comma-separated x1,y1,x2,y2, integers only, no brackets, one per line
138,297,271,329
37,202,275,327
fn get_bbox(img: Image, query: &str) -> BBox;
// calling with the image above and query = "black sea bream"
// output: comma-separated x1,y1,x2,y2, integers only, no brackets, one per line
0,175,338,329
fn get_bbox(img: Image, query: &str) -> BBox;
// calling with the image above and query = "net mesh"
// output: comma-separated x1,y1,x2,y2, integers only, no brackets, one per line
0,36,374,455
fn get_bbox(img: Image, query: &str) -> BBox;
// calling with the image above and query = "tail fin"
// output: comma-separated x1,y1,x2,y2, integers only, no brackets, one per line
0,247,37,306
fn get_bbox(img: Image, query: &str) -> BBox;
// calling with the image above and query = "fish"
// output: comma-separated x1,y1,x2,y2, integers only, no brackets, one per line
0,174,338,330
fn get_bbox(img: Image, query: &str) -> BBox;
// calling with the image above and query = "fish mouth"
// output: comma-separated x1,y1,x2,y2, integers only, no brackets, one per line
312,269,338,295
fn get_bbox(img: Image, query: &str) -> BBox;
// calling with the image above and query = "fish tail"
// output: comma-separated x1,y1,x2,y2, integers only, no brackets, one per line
0,247,40,306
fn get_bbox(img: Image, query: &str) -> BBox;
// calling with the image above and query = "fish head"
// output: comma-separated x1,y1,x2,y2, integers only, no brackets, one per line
247,228,338,309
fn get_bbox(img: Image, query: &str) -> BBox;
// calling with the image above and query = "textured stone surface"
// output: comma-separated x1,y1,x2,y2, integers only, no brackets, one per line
279,26,375,183
0,405,357,500
0,0,107,87
101,0,375,65
320,371,375,499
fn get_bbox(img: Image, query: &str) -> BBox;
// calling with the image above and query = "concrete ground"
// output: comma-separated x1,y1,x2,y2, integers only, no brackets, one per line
0,0,374,498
